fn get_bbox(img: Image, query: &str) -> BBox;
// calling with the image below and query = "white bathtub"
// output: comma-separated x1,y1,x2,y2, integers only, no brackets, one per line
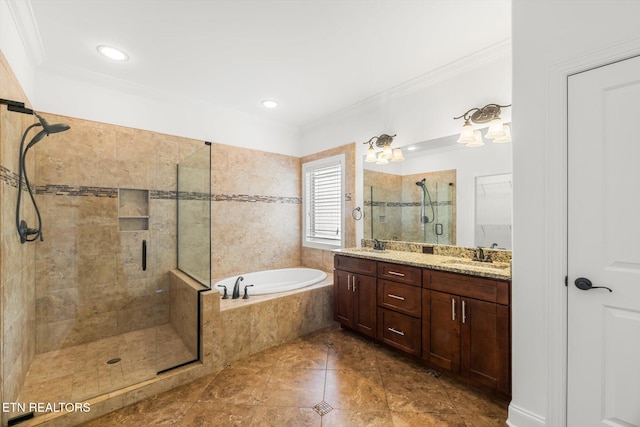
213,268,328,296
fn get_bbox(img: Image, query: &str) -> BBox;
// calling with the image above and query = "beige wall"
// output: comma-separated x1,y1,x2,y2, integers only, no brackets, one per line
0,51,38,411
300,143,357,272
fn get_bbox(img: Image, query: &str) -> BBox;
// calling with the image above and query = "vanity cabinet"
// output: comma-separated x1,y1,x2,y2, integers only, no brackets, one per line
422,270,511,396
333,252,511,397
375,262,423,356
334,256,377,338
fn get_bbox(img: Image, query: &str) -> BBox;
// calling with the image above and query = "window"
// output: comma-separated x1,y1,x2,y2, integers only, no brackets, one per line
302,154,345,250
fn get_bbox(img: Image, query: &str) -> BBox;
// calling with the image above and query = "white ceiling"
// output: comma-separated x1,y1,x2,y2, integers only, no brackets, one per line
27,0,511,129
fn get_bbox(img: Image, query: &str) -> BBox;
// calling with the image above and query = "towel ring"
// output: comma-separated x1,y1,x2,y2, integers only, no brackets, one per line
352,207,364,220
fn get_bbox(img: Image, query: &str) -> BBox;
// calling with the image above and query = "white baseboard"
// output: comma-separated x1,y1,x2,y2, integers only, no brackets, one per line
507,403,547,427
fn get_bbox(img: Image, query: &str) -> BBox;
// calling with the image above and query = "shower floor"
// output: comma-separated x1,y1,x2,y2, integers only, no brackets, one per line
15,324,194,415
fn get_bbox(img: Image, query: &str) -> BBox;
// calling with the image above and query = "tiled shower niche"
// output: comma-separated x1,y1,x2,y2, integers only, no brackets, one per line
119,188,149,231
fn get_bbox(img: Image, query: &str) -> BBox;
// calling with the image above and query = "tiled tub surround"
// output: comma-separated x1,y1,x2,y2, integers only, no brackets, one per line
217,275,335,366
210,143,303,279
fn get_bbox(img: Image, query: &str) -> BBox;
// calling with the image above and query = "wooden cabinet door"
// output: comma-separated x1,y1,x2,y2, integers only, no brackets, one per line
334,270,354,328
353,273,377,338
460,297,510,395
422,290,460,372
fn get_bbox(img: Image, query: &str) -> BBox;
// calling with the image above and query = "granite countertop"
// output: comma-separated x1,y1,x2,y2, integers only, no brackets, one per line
334,248,511,280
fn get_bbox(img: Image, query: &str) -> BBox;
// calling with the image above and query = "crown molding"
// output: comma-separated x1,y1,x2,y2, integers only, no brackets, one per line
6,0,46,67
302,39,512,132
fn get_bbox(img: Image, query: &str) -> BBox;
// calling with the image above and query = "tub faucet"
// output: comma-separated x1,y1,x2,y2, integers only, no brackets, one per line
232,276,243,299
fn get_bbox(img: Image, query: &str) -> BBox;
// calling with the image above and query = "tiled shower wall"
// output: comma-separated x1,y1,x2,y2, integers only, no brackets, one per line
32,116,205,353
0,51,38,413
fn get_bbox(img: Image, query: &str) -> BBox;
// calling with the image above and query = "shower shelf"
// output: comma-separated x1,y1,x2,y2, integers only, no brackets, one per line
118,189,149,231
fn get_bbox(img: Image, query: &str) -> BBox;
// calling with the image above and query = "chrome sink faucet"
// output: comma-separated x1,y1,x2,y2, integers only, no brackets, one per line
373,239,385,250
232,276,243,299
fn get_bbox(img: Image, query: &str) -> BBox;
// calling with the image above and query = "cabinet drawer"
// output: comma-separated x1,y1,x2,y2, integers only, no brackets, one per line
377,280,422,318
378,262,422,286
425,269,510,305
334,255,377,276
377,308,421,356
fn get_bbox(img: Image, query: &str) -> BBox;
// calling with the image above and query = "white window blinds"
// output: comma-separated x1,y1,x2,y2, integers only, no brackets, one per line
303,155,344,248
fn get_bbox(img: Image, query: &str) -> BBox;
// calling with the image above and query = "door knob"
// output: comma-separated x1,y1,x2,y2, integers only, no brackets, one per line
574,277,612,292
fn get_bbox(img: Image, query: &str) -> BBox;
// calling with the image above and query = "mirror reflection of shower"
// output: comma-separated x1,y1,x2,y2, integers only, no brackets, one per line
415,178,435,242
364,168,456,245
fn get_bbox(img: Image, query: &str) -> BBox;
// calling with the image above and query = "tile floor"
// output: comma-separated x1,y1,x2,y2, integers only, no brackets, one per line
82,325,509,426
16,323,195,421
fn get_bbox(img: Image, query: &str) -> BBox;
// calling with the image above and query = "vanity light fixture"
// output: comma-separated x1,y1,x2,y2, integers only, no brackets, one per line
363,133,403,163
454,103,511,147
97,45,129,61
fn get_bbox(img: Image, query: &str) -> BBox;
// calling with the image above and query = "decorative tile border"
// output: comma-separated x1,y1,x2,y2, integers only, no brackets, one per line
36,185,118,197
212,194,301,204
0,165,27,189
6,182,303,204
365,200,453,207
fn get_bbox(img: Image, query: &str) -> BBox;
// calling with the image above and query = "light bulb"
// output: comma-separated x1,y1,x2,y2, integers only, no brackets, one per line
485,118,505,139
457,120,476,143
365,146,377,162
493,124,511,143
391,148,404,162
466,130,485,147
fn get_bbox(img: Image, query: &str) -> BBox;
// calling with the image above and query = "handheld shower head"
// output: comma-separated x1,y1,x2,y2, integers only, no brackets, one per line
16,113,70,244
415,178,426,187
34,112,70,135
25,113,71,150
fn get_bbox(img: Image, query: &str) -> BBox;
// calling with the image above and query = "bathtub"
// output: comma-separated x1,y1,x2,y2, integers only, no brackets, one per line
213,268,328,296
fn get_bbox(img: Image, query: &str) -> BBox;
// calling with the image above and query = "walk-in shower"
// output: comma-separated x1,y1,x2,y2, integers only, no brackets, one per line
1,97,210,425
16,112,70,242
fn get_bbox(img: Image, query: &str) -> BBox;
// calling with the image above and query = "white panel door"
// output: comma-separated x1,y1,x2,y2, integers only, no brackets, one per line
568,55,640,427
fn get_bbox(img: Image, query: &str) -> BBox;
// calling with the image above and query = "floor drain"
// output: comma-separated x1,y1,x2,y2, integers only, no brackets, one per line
106,358,121,365
312,401,333,416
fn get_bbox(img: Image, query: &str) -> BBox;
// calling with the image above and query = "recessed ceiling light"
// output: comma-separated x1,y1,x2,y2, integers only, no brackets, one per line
97,45,129,61
261,100,278,109
407,146,418,151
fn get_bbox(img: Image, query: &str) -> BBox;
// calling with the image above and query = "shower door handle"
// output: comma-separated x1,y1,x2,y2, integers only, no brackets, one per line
142,240,147,271
435,223,443,236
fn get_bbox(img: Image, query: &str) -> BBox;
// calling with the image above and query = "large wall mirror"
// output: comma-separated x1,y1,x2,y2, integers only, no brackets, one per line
361,132,512,248
475,173,512,249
